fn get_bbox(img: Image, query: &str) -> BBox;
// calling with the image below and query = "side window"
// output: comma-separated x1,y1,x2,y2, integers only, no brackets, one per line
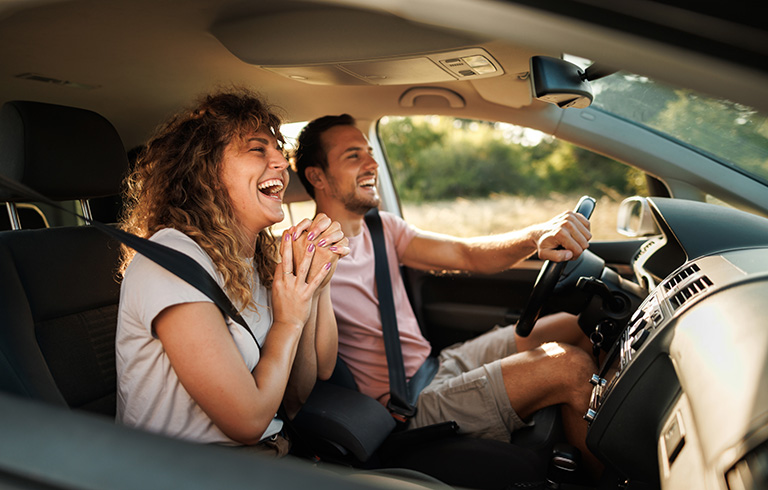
274,122,316,233
377,116,647,240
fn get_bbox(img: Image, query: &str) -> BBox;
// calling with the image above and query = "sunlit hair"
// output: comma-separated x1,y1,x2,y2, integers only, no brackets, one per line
119,89,285,312
293,113,356,198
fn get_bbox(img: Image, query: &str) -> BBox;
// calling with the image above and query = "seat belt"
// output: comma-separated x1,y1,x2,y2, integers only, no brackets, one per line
364,208,438,421
0,172,260,348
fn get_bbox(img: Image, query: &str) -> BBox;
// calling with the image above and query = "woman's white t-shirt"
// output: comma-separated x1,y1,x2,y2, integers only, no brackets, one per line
116,228,281,444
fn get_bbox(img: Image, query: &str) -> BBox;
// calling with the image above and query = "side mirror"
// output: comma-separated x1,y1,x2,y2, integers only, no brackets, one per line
529,56,593,109
617,197,659,237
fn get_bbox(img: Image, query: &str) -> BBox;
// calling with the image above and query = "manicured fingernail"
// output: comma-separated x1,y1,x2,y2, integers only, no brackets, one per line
324,262,332,270
329,246,337,252
307,232,315,241
308,243,315,252
285,233,291,241
318,239,327,247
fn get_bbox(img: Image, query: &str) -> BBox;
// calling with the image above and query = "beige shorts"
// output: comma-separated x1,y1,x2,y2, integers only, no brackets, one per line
409,325,529,442
231,433,291,458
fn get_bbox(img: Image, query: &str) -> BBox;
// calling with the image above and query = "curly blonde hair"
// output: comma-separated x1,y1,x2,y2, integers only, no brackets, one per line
119,89,284,312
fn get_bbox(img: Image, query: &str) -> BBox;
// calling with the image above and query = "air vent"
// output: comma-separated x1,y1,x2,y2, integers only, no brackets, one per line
663,263,713,310
669,276,713,309
633,238,658,262
664,263,701,290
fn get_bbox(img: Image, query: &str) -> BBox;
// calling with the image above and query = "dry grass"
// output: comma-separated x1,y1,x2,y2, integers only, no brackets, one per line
401,194,625,240
278,195,626,240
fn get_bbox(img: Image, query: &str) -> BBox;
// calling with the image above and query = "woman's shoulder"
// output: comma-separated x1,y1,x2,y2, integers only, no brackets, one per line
150,229,210,262
130,228,218,279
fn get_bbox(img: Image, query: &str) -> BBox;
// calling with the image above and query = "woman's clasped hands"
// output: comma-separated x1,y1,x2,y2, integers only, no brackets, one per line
272,214,349,329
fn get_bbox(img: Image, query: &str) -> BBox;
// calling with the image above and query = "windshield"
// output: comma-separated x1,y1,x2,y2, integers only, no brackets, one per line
589,72,768,185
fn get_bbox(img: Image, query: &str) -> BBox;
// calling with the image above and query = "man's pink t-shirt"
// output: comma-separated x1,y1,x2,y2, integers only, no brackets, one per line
331,211,432,405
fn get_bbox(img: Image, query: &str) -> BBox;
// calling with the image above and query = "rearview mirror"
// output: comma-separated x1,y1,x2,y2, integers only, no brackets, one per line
529,56,593,109
617,197,659,237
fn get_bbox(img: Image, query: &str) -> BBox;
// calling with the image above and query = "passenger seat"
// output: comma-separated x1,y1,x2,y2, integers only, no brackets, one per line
0,100,129,416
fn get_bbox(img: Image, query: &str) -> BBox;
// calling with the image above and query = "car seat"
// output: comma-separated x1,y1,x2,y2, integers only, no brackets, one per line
0,100,128,416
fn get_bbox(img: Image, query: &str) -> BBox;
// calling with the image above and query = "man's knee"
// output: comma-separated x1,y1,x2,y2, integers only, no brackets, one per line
544,342,595,401
530,342,594,390
497,342,595,418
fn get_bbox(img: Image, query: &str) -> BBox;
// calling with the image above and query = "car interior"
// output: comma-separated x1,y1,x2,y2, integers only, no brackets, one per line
1,1,767,490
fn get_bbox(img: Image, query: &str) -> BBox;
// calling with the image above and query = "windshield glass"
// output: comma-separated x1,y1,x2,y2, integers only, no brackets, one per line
589,72,768,185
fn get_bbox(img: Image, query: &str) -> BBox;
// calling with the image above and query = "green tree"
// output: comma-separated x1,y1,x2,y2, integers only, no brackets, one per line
653,91,768,178
379,115,645,202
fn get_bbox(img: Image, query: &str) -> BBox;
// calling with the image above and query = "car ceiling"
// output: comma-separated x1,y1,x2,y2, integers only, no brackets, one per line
1,0,767,151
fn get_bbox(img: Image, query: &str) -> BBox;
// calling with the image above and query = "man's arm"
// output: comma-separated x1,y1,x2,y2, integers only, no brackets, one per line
400,210,591,274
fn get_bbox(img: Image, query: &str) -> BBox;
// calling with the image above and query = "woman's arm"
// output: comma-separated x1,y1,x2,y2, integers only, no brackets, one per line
314,286,338,380
154,301,303,445
282,219,344,417
282,292,320,419
280,287,338,418
154,231,329,445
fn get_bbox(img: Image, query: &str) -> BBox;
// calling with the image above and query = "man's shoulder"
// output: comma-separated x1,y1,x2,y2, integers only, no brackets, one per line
378,209,408,228
376,210,418,254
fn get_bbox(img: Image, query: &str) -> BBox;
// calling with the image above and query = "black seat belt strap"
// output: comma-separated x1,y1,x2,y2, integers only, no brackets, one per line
406,355,439,408
365,208,415,419
0,173,259,348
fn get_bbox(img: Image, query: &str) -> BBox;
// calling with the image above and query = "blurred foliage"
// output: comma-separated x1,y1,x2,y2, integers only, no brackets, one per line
592,73,768,183
378,116,646,203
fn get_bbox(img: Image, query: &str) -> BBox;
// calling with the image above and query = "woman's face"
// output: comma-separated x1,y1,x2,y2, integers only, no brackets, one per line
219,129,289,247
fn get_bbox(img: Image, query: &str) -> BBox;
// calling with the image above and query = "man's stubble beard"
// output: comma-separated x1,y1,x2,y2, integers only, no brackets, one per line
341,189,380,215
328,175,380,215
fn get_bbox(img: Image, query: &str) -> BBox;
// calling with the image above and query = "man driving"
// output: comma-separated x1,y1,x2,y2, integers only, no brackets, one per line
293,114,600,475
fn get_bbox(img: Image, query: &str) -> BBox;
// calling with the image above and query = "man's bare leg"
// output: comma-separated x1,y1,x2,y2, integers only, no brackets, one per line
499,342,602,477
515,313,591,352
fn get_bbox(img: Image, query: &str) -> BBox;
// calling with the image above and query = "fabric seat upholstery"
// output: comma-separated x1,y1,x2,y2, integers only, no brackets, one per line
0,100,128,416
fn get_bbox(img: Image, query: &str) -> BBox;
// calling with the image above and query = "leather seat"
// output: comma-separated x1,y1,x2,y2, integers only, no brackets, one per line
0,100,128,416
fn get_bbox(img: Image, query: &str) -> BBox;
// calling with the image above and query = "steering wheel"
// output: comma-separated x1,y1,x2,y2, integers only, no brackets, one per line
515,196,596,337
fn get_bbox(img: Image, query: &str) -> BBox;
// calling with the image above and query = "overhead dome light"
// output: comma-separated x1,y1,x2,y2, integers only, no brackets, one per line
265,48,504,86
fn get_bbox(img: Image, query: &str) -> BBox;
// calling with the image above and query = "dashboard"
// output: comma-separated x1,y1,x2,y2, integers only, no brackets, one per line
583,197,768,489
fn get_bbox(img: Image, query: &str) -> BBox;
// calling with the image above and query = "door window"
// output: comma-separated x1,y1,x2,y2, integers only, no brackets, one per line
377,116,647,240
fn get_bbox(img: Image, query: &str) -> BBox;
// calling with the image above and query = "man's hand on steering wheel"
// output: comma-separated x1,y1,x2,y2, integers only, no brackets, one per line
516,196,596,337
534,208,592,262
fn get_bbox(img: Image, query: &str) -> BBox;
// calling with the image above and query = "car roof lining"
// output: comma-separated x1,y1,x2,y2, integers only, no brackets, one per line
0,0,555,148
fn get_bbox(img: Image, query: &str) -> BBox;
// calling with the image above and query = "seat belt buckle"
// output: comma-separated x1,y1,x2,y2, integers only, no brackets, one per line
387,399,417,422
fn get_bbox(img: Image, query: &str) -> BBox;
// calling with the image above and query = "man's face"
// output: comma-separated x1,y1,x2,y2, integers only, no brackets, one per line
320,125,380,214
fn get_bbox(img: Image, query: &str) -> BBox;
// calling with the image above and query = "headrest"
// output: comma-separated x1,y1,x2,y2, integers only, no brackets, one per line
0,101,129,202
284,166,312,204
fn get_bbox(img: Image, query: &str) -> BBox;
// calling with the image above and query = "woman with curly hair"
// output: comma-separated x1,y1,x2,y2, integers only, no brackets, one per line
115,89,347,456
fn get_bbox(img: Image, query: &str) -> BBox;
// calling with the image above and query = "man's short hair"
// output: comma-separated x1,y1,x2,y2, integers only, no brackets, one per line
293,114,356,198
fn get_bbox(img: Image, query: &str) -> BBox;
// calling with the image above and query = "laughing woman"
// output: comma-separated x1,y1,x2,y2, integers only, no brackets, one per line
115,90,348,456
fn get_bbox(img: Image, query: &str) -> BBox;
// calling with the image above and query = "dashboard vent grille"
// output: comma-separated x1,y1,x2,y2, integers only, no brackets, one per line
664,264,713,310
634,239,657,262
664,263,700,290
